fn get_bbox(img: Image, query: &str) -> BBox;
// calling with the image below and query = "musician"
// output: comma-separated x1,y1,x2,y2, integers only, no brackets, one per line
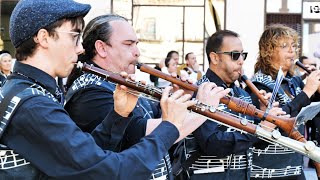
157,56,178,88
0,0,213,179
160,50,180,70
175,30,281,180
250,24,320,180
65,14,229,179
296,56,319,155
296,56,317,78
177,52,204,83
150,51,179,87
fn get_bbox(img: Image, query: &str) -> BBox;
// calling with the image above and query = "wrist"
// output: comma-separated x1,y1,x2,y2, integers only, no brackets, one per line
303,88,314,98
163,119,183,130
114,108,130,117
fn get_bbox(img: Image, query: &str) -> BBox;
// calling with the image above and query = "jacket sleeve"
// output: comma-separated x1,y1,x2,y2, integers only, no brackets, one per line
4,96,179,180
193,120,258,158
65,86,131,151
281,91,310,117
91,109,133,150
249,83,311,117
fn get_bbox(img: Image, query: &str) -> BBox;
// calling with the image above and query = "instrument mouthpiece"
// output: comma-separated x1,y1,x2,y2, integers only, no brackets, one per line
76,61,83,69
294,59,311,74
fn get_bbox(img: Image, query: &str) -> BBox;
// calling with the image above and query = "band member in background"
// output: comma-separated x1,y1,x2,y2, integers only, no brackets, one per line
178,52,204,83
295,55,317,80
151,50,180,87
157,56,178,88
65,14,230,180
250,24,320,180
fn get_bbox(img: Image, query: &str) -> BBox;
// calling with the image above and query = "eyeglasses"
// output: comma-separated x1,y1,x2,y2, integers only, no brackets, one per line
53,30,82,46
279,43,299,52
215,51,248,61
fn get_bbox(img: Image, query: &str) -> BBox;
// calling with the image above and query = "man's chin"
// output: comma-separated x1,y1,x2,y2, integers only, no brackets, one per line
128,66,136,74
234,74,240,81
64,68,74,78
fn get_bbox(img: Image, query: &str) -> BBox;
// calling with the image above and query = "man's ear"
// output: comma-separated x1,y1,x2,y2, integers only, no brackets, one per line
34,29,50,48
94,40,108,58
209,52,219,65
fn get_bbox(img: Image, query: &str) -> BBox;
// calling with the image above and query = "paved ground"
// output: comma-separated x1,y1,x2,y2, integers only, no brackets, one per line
304,167,317,180
304,157,317,180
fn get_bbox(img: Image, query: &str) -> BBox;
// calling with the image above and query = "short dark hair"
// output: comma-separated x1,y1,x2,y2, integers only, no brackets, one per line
81,14,127,62
206,30,239,64
299,56,308,64
15,17,84,61
166,50,179,58
66,14,127,90
185,52,193,60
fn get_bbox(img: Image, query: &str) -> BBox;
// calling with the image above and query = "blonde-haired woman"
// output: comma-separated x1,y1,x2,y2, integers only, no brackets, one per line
250,24,320,180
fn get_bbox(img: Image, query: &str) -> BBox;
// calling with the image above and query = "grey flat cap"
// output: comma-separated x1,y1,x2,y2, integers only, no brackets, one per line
10,0,91,48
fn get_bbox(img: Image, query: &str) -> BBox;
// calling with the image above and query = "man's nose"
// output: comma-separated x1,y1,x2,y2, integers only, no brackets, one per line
133,46,140,57
238,56,244,65
76,43,85,55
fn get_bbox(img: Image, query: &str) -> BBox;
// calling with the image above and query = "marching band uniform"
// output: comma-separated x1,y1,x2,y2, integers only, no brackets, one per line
65,60,172,180
0,61,179,179
178,69,258,180
249,71,309,179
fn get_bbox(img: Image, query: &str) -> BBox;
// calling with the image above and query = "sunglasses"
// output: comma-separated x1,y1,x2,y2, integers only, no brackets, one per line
215,51,248,61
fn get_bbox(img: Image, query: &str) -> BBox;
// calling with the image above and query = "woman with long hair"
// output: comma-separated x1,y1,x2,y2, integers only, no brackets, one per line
250,24,320,180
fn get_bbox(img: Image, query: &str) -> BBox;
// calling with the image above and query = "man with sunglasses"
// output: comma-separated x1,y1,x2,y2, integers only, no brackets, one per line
174,30,281,180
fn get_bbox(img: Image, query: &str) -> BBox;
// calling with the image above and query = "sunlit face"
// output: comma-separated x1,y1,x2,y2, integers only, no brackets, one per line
167,58,177,74
0,55,13,73
215,36,245,86
49,21,84,78
271,38,297,72
104,20,140,74
186,53,197,67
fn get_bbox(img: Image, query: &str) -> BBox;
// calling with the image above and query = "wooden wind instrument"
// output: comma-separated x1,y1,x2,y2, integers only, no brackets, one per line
136,63,301,138
76,62,320,166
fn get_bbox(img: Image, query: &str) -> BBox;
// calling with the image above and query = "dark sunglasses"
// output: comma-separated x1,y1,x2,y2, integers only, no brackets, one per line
215,51,248,61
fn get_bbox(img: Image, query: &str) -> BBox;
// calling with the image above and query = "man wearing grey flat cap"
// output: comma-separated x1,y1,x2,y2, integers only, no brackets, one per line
0,0,202,179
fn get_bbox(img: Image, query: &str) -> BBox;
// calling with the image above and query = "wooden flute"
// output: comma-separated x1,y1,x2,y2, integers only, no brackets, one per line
76,61,320,166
